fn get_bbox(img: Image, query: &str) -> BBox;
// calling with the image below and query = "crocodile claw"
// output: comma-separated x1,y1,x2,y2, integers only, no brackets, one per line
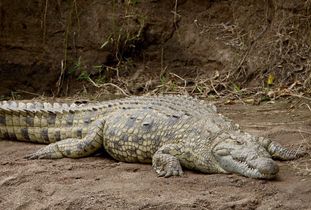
24,144,63,159
152,154,183,178
24,152,44,160
158,166,183,177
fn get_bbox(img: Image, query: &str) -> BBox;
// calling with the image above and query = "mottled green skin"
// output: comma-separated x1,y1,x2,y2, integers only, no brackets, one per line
0,95,304,179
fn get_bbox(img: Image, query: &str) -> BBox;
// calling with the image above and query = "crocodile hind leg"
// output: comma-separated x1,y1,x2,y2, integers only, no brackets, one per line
257,137,306,160
25,120,105,159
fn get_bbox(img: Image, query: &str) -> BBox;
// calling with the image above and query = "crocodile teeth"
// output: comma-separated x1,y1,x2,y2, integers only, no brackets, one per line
234,159,261,178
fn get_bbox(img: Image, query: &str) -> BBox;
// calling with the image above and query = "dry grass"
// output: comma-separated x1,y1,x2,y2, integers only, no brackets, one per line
34,0,311,102
290,131,311,177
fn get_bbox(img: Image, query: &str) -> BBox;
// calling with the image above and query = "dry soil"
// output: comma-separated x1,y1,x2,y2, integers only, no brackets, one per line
0,100,310,210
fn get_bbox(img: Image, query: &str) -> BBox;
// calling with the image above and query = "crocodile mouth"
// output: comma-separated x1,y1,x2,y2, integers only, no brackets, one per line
216,155,279,179
231,157,279,179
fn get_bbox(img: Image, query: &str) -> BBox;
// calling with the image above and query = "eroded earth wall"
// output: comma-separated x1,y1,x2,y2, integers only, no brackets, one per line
0,0,310,96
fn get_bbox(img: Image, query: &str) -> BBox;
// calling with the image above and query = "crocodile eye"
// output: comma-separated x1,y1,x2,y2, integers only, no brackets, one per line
235,140,243,145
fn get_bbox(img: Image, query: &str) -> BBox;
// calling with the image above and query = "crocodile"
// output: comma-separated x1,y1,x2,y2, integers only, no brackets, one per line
0,95,304,179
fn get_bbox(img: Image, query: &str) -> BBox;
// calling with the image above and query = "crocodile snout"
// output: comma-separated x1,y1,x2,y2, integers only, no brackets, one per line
249,158,279,177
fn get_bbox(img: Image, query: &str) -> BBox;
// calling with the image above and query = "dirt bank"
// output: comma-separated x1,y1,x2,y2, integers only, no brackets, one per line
1,0,310,97
0,100,310,210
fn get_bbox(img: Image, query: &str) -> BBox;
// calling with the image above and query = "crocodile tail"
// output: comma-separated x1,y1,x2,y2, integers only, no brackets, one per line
0,101,100,144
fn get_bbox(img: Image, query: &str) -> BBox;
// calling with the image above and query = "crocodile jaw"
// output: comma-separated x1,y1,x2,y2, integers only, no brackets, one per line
211,131,280,179
215,155,279,179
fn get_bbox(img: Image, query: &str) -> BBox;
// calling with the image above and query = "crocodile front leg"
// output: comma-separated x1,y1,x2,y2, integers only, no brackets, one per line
152,144,184,177
257,137,306,160
25,120,105,159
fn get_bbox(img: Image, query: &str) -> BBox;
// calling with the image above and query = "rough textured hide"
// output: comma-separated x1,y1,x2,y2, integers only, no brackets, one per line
0,95,304,179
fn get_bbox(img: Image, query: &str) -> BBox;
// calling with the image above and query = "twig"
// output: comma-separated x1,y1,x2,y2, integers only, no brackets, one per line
56,60,65,95
289,93,311,101
246,125,311,132
16,90,42,97
11,91,15,100
42,0,48,43
169,72,187,88
300,103,311,111
210,79,220,96
73,0,80,32
88,77,129,96
160,47,164,73
172,0,179,24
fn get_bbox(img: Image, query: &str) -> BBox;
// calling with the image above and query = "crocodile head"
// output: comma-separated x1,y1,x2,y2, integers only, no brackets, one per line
212,132,279,179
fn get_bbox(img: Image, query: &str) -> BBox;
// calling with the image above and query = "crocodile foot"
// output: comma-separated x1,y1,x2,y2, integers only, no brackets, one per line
152,153,183,177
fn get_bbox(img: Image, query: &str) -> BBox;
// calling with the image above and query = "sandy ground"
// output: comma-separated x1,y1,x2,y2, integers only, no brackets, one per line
0,100,310,210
